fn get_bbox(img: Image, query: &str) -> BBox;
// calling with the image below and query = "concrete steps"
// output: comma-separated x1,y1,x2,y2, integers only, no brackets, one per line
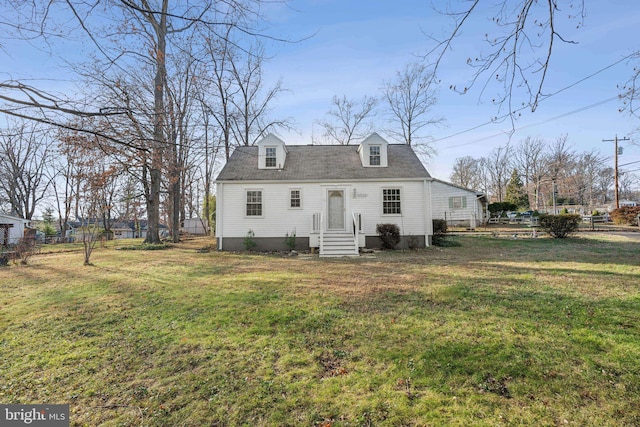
320,233,359,257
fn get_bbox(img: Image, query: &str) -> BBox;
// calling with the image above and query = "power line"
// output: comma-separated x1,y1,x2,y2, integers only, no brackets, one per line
622,167,640,173
442,95,620,150
619,159,640,167
434,53,636,147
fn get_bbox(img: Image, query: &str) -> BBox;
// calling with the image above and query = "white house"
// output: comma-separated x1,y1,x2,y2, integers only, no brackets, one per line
430,179,488,228
0,213,32,247
215,133,445,256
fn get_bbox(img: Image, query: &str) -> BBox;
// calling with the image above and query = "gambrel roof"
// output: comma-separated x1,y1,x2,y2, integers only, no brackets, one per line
216,143,431,182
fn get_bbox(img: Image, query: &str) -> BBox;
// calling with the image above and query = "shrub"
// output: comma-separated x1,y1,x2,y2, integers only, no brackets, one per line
432,219,448,246
285,229,296,251
488,202,517,214
610,207,640,226
406,234,420,250
376,223,401,250
538,214,580,238
12,238,40,265
244,229,257,252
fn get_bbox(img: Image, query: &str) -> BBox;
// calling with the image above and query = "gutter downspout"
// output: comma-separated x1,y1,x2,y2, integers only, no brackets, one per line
424,179,431,247
217,182,223,251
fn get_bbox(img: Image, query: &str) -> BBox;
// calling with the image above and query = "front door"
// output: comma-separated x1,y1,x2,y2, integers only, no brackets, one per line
327,189,345,230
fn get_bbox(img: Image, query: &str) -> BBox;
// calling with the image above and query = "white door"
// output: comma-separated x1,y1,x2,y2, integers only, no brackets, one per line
327,189,345,230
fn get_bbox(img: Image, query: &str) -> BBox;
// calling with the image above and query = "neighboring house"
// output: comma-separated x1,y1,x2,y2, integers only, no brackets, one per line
215,133,440,256
430,179,488,228
111,222,138,239
65,219,166,241
0,213,32,247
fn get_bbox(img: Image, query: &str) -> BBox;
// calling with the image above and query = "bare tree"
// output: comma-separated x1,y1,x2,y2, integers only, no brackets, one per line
482,144,512,202
572,150,606,210
546,134,574,201
595,166,613,204
0,120,52,219
1,0,284,244
202,25,238,161
450,156,484,190
164,45,203,243
51,127,89,240
230,43,292,147
617,172,639,202
619,52,640,120
382,62,442,152
316,95,378,145
513,137,549,209
430,1,585,119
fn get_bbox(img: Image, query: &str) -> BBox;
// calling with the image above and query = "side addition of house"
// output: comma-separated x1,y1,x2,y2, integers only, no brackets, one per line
214,133,436,256
430,179,488,228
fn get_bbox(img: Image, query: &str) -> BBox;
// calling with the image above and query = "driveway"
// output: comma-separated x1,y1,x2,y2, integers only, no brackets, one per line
605,231,640,241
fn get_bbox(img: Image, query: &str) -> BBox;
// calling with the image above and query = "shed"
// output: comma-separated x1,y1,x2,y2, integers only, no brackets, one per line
0,213,32,247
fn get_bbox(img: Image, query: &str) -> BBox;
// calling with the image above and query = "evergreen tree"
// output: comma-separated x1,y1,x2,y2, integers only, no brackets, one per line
505,169,530,210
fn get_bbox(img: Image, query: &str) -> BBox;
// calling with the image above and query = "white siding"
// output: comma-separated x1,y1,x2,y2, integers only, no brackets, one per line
0,214,30,246
218,182,322,239
430,181,483,225
217,180,430,239
349,181,427,236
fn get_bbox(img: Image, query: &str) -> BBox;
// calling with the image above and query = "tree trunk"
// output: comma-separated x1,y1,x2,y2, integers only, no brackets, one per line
144,0,168,244
145,166,162,243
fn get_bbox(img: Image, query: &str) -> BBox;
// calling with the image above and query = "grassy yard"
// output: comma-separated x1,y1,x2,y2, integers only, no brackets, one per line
1,234,639,426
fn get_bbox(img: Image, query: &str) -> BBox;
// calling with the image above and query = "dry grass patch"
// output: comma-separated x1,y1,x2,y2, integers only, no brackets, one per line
1,235,639,425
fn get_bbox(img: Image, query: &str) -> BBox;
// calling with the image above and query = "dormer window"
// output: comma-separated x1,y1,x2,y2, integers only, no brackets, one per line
265,147,277,168
358,133,388,167
257,134,287,169
370,145,381,166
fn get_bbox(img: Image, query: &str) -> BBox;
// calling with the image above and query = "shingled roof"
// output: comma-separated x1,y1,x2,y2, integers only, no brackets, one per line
215,144,431,182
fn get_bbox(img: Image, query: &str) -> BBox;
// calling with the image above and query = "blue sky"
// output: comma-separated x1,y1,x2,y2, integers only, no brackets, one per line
2,0,640,183
262,0,640,180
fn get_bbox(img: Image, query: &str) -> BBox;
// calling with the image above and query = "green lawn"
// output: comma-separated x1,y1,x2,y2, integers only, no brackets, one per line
1,234,639,426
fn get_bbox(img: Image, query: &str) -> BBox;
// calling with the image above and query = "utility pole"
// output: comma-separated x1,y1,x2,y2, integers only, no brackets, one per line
603,135,630,209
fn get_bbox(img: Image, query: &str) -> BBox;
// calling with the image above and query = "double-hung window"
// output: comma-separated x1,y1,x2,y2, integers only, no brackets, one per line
383,188,401,215
246,190,263,216
369,145,381,166
449,196,466,209
290,189,301,208
265,147,277,168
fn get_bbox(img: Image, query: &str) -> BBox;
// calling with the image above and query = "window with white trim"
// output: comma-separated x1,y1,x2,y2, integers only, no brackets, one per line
369,145,381,166
290,189,301,208
383,188,401,214
265,147,277,168
449,196,466,209
246,190,263,216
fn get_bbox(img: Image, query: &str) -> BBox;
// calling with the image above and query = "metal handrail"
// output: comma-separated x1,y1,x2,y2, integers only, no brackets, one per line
318,212,323,254
351,212,360,254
